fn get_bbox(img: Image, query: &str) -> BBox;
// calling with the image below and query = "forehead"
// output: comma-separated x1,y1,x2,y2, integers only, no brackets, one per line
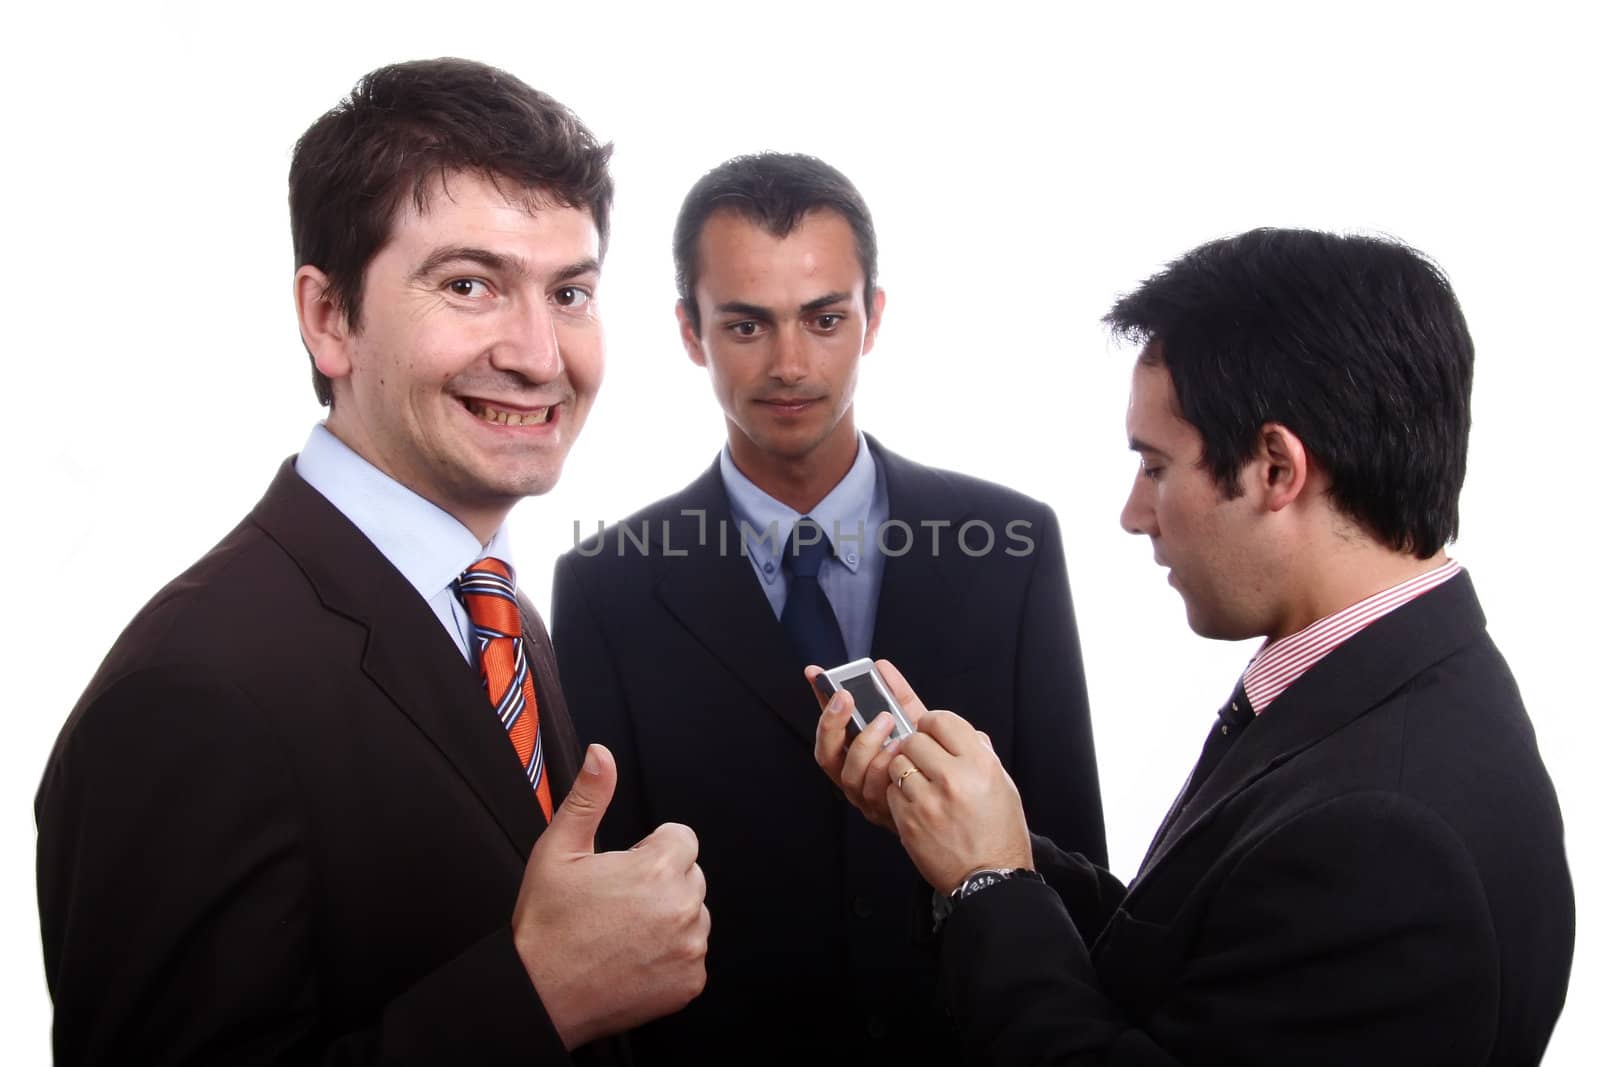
693,208,864,298
1126,354,1196,448
387,170,599,256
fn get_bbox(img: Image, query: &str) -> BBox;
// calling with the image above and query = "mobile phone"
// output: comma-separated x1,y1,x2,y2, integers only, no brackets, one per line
813,658,916,744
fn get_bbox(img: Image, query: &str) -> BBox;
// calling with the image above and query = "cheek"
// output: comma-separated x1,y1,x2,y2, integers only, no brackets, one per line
568,341,605,403
1155,489,1203,547
707,355,756,400
823,345,862,390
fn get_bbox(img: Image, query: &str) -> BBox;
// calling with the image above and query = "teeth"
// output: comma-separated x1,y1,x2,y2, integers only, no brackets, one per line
468,401,550,426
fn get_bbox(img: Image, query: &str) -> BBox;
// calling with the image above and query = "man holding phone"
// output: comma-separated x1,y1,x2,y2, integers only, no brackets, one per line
814,229,1574,1064
551,153,1106,1062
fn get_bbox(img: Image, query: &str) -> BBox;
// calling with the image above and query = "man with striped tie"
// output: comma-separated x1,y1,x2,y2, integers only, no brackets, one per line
36,59,707,1065
814,230,1575,1064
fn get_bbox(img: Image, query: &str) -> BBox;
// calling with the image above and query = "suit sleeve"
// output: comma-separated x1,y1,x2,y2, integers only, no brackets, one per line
36,667,572,1067
938,793,1499,1065
550,556,651,855
1029,832,1127,944
1010,505,1108,865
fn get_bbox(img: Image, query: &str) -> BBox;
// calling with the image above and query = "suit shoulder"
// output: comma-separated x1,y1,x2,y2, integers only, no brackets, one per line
1391,633,1565,826
881,451,1056,524
44,518,308,778
83,517,319,692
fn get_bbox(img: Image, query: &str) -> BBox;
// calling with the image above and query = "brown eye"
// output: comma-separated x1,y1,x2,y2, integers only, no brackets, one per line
553,286,591,308
448,279,489,298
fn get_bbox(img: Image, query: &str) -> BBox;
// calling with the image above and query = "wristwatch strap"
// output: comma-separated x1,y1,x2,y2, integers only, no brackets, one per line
930,866,1044,931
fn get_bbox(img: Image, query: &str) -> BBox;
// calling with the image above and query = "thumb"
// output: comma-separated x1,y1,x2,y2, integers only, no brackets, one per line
543,743,617,854
875,659,928,725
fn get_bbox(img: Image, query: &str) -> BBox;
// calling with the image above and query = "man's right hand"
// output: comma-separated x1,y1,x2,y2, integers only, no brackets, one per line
512,743,709,1049
808,659,928,831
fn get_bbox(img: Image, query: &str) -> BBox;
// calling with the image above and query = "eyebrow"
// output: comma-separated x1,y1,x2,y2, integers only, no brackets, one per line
1128,436,1171,457
800,291,851,314
409,245,600,284
713,291,853,321
551,257,603,284
714,300,775,323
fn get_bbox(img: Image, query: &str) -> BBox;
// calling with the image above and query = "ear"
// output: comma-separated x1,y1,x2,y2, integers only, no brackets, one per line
862,287,888,355
1255,422,1310,512
676,300,707,368
295,265,354,383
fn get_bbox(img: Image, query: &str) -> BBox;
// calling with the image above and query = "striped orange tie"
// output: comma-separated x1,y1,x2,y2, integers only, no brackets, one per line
454,558,553,821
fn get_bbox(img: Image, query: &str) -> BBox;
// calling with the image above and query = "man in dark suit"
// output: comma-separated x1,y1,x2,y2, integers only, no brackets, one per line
35,59,708,1065
815,229,1575,1064
551,153,1106,1062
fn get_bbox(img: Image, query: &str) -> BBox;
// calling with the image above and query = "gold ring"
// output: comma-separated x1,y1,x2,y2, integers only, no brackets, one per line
896,766,921,789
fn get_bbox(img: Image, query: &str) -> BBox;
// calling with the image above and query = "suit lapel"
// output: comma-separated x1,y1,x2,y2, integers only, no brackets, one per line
651,441,985,744
651,463,821,744
867,437,977,681
250,460,546,858
1132,573,1489,888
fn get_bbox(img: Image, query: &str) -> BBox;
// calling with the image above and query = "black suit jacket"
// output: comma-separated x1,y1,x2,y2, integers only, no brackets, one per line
551,436,1106,1063
36,461,608,1065
937,573,1574,1065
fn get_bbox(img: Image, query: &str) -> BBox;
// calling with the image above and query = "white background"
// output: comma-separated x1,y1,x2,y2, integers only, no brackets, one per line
3,1,1593,1061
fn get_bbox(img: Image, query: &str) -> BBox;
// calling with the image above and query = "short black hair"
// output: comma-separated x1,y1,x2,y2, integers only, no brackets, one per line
290,57,614,406
672,152,877,334
1105,228,1474,559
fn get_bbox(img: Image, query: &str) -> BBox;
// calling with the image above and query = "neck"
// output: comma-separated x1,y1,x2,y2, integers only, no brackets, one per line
728,424,860,514
456,509,508,549
1265,541,1449,642
321,418,508,548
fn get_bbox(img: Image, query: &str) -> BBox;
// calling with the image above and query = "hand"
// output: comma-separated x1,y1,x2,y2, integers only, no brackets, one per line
512,744,710,1049
808,660,928,831
884,711,1033,896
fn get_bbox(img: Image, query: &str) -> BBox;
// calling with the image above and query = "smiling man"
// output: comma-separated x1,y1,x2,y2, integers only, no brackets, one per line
35,59,708,1065
550,153,1106,1063
814,229,1575,1064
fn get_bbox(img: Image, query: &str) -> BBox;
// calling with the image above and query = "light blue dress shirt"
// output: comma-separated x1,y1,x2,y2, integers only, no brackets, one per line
719,432,889,661
294,424,514,662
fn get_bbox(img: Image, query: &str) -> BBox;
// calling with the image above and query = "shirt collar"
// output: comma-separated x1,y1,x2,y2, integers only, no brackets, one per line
719,432,876,575
1240,559,1463,713
295,423,514,603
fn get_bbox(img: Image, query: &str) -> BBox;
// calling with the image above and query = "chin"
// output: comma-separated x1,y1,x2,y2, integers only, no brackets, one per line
1184,606,1256,643
466,464,565,505
746,431,821,462
511,469,564,498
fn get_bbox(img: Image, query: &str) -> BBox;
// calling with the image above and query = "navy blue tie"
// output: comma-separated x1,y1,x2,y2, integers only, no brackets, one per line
781,518,848,669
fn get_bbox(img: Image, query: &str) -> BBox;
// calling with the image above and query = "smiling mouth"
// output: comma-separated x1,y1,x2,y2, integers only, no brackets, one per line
464,399,552,426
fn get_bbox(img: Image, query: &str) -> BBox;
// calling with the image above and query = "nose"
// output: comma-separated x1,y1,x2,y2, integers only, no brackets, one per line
490,296,563,384
768,323,809,386
1121,471,1157,537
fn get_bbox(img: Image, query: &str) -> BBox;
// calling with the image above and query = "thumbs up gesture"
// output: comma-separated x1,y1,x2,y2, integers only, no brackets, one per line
512,744,710,1049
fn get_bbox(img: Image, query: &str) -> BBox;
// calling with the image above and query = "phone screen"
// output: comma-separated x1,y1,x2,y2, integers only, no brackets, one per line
841,673,894,719
835,668,913,741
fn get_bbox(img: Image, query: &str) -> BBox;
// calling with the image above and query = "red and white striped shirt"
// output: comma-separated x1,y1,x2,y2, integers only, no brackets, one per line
1241,560,1463,713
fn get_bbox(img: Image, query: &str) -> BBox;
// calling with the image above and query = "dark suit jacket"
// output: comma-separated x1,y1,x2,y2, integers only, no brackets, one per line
36,461,608,1065
936,572,1574,1065
551,435,1106,1063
